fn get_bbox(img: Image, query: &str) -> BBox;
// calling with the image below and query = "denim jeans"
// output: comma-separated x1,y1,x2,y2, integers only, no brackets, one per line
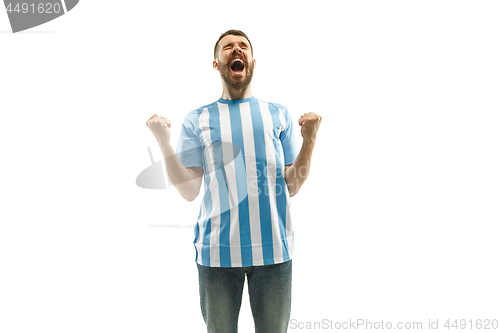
197,259,292,333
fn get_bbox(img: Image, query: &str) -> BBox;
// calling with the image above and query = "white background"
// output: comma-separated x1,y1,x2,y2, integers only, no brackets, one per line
1,1,499,332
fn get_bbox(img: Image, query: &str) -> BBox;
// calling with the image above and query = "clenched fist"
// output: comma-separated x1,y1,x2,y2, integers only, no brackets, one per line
146,114,172,143
298,112,322,143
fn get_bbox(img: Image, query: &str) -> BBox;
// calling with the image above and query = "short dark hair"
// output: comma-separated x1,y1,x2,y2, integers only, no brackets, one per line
214,29,253,59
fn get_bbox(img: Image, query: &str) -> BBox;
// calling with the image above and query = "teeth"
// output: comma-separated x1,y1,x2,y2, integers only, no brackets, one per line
232,58,244,64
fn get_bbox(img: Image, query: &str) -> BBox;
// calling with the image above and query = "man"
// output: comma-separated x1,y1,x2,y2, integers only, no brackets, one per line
146,29,321,333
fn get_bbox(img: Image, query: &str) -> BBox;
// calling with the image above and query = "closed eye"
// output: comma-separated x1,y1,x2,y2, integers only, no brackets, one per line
223,42,248,50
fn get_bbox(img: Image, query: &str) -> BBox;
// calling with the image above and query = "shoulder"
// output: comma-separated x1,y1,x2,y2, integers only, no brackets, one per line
183,101,218,123
259,100,292,121
269,102,288,112
259,99,288,113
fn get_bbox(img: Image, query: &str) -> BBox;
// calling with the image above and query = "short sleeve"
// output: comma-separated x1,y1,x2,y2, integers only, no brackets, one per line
278,106,298,166
175,112,203,168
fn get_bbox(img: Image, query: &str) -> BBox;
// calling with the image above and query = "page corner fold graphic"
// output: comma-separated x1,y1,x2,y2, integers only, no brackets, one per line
3,0,79,33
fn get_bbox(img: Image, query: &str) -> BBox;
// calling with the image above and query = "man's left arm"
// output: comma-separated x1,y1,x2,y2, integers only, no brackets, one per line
284,112,322,197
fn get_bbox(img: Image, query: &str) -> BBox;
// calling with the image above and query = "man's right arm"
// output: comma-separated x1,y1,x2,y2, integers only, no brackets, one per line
158,140,203,202
146,114,203,202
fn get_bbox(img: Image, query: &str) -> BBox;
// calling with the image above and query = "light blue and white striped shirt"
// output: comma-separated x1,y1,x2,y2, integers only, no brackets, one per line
176,96,298,267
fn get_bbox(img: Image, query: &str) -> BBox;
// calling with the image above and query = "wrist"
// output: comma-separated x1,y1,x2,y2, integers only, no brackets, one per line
158,138,175,157
303,136,316,147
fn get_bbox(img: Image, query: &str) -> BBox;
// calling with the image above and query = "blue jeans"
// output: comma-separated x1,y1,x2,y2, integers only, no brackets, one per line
197,260,292,333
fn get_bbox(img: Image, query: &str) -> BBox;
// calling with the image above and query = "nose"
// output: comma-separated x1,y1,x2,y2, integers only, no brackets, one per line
232,47,243,55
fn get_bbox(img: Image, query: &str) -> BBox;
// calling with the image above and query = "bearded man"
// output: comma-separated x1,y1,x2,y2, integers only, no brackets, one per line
146,29,322,333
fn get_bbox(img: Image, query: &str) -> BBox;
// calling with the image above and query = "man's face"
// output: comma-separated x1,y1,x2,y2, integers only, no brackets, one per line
214,35,255,91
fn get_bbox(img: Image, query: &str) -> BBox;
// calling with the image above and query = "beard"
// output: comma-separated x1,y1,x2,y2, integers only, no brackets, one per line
219,57,254,91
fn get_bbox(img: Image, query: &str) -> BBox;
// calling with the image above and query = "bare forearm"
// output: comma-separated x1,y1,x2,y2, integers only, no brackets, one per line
284,138,316,196
157,139,200,201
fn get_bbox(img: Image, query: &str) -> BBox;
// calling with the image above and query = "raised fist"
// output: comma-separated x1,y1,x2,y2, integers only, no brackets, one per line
146,114,172,143
298,112,322,143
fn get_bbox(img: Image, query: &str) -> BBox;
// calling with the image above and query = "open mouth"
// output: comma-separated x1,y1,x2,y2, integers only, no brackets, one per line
230,58,245,75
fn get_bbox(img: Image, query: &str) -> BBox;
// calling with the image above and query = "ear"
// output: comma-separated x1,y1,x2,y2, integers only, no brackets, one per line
213,59,219,71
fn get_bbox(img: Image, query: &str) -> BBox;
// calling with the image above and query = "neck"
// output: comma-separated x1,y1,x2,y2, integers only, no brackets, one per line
220,85,253,100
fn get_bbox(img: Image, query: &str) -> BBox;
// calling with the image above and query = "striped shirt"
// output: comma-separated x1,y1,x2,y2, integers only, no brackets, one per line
176,96,298,267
